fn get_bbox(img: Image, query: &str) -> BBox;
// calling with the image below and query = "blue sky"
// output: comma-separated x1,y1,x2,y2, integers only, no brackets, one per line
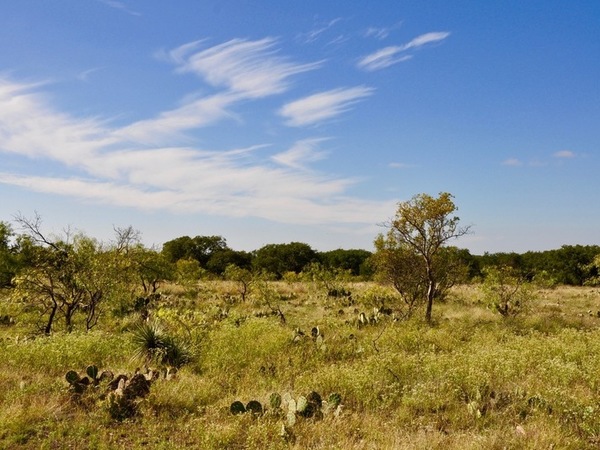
1,0,598,254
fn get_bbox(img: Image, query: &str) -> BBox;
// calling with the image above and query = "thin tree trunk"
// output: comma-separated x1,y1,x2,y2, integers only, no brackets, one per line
425,259,435,323
425,280,434,323
65,304,76,332
45,303,57,335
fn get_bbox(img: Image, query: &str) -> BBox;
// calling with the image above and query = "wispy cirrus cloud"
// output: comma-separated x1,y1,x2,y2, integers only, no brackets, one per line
357,31,450,71
502,158,523,167
503,150,578,168
271,138,329,170
76,67,103,82
164,38,322,99
388,162,416,169
364,26,391,40
363,23,402,40
117,37,326,144
0,79,114,161
553,150,575,159
402,32,451,50
279,86,374,127
113,93,237,145
0,77,392,225
0,35,390,226
358,47,413,71
97,0,141,16
297,18,343,44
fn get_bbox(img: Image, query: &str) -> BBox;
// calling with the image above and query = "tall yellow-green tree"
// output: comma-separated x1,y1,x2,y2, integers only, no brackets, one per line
375,193,470,322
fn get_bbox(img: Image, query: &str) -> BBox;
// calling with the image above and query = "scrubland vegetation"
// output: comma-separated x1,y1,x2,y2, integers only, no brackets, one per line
2,195,600,449
3,282,600,449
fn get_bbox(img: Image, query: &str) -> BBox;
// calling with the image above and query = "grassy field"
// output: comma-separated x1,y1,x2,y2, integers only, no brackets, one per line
2,282,600,449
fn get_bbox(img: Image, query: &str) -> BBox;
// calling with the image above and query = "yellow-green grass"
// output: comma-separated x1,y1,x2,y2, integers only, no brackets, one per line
1,284,600,448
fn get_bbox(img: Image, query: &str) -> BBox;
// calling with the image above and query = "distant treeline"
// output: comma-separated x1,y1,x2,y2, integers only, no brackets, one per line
160,235,372,279
472,245,600,286
1,221,599,288
160,235,600,286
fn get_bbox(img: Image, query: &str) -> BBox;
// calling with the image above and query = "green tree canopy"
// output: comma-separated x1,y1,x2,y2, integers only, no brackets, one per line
252,242,318,278
0,221,18,287
318,249,372,277
206,249,252,275
161,235,228,267
375,193,470,322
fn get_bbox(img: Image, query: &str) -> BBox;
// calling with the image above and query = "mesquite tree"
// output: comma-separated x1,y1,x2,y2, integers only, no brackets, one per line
11,214,136,333
376,193,470,322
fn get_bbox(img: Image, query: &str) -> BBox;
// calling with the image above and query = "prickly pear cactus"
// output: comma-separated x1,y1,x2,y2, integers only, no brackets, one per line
296,396,308,413
124,374,150,400
287,398,297,414
328,392,342,408
316,334,326,350
307,391,322,408
311,326,320,339
65,370,80,385
270,392,282,409
286,410,297,427
86,365,99,381
105,390,137,421
99,370,114,383
230,401,246,415
245,400,263,416
65,370,87,394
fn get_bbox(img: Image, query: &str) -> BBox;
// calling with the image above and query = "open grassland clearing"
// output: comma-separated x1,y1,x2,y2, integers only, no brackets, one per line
2,283,600,449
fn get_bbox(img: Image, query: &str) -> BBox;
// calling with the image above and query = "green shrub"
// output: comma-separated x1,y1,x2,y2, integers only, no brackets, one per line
482,266,535,317
131,321,192,368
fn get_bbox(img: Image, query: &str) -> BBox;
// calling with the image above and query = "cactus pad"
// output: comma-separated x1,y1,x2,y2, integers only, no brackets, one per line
270,392,282,409
86,365,99,380
230,401,246,415
328,392,342,408
307,391,323,408
245,400,263,416
65,370,80,385
296,396,308,413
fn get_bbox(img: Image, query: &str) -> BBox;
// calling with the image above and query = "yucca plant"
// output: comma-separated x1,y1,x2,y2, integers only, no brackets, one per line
131,321,191,368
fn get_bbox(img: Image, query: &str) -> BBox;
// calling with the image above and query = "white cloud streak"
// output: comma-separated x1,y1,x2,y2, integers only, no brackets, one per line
553,150,575,158
113,93,237,145
166,38,322,99
388,162,415,169
357,31,450,71
0,76,390,226
115,37,325,145
358,48,412,71
402,32,450,50
0,79,114,161
271,138,329,170
97,0,141,16
364,26,391,40
279,86,374,127
502,158,523,167
297,18,343,44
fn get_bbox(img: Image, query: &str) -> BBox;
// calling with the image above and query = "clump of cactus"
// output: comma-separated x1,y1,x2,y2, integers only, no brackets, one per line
105,373,153,421
64,365,176,421
270,392,282,410
292,326,326,350
229,390,342,425
291,328,305,342
357,308,382,327
65,365,114,395
0,314,15,326
311,326,326,350
229,399,264,416
278,390,342,426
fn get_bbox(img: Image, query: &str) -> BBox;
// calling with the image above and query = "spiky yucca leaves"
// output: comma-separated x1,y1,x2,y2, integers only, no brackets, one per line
131,321,191,368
